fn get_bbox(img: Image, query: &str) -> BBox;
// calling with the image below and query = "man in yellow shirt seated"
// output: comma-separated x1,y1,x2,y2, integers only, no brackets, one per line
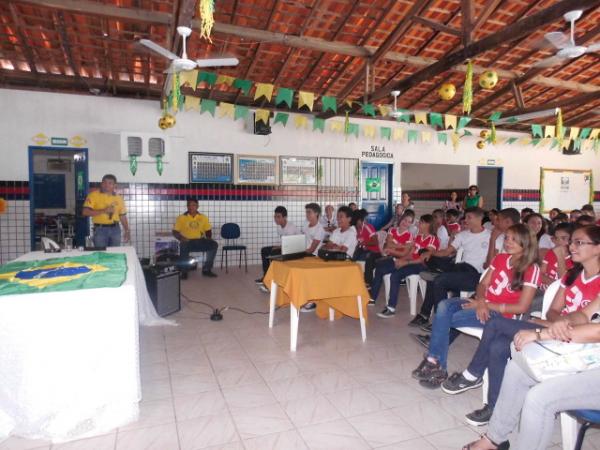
82,174,130,247
172,198,218,278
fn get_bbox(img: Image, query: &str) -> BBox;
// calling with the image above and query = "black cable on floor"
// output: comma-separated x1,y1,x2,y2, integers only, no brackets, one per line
181,293,280,316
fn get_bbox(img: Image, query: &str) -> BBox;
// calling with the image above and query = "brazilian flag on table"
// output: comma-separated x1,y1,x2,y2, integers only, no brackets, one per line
0,252,127,296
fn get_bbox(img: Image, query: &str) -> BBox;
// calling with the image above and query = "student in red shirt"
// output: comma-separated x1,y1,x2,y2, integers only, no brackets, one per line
412,224,540,389
352,209,381,286
439,225,599,427
540,222,574,289
371,215,440,318
445,208,461,237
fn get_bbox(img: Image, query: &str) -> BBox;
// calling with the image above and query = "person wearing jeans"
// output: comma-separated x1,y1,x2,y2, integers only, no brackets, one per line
412,224,540,389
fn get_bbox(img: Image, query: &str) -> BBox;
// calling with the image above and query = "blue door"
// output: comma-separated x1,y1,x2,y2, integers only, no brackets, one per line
361,162,393,229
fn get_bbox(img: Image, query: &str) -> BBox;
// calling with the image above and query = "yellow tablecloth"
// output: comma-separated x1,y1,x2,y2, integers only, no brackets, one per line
263,257,369,321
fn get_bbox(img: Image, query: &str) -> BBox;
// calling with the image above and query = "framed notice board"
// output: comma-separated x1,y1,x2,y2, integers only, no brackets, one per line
280,156,317,185
235,155,278,185
540,168,593,213
189,152,234,183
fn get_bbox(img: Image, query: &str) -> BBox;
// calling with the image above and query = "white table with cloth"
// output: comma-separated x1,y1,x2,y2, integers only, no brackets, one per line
0,246,174,443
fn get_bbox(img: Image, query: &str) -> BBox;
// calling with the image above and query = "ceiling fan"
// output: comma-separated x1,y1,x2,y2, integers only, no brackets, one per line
139,26,239,73
388,90,408,119
534,10,600,68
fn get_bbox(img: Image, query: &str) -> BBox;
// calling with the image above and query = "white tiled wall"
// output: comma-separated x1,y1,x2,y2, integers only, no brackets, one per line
0,200,31,263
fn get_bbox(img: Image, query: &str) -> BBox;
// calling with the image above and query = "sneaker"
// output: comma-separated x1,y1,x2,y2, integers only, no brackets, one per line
202,271,218,278
465,404,494,427
254,277,264,284
411,333,430,349
419,271,440,282
419,368,448,389
411,358,439,380
399,279,406,286
301,302,317,312
441,372,483,395
368,298,376,306
408,314,428,327
419,322,432,333
258,285,269,293
377,307,395,318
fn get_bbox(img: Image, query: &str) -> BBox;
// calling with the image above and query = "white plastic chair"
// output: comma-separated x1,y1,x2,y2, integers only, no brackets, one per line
383,272,425,316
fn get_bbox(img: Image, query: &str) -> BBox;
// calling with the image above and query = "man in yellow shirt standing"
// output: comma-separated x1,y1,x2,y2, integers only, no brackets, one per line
82,174,130,247
172,198,218,278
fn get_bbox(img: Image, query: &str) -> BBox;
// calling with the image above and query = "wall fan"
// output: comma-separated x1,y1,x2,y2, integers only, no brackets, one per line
140,26,239,73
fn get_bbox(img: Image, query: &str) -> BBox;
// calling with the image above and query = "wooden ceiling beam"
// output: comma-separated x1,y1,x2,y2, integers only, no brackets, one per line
7,3,38,74
510,80,526,109
368,0,600,103
461,0,474,46
471,0,502,33
500,89,600,118
413,16,461,37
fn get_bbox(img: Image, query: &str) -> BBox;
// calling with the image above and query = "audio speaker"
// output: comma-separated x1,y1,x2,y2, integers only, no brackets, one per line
144,269,181,317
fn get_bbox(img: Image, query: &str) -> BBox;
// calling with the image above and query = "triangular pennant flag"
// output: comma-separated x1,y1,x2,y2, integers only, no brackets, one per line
531,124,543,138
561,138,572,150
255,109,270,124
180,70,199,88
549,138,559,150
184,96,200,111
489,112,502,122
569,127,580,140
380,127,391,140
361,103,376,117
197,71,217,86
254,83,274,102
531,138,541,146
540,138,551,147
407,129,419,143
590,129,600,139
200,98,216,116
519,137,531,146
378,105,391,117
234,105,249,121
294,115,308,129
273,112,289,127
322,96,337,113
437,132,448,145
298,91,315,111
506,137,518,145
544,125,556,138
579,128,591,139
392,128,405,141
218,102,234,118
396,110,411,123
347,123,359,138
574,138,582,150
363,125,376,138
451,132,460,151
457,116,471,130
275,87,294,108
313,117,325,132
462,130,473,137
345,99,354,108
429,112,443,128
330,121,344,133
444,114,457,129
421,131,431,143
233,78,252,95
414,111,428,125
215,74,235,86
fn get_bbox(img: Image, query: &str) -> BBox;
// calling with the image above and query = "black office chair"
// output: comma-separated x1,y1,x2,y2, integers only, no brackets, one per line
220,223,247,273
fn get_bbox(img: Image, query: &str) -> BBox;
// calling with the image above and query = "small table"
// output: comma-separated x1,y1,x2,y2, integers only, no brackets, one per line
263,257,369,351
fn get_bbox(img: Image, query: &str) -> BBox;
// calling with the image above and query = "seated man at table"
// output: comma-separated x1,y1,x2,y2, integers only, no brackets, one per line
321,206,357,258
257,206,300,286
172,198,218,279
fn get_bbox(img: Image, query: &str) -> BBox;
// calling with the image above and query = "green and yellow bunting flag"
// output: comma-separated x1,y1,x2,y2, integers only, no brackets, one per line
200,98,216,116
313,118,325,132
273,112,289,127
322,96,337,113
275,88,294,108
234,105,249,121
233,78,252,95
197,71,217,86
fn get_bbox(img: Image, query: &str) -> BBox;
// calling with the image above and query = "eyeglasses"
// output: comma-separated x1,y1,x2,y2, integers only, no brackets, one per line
569,239,597,247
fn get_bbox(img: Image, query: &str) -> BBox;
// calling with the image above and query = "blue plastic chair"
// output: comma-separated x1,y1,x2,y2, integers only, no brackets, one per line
220,223,247,273
568,410,600,450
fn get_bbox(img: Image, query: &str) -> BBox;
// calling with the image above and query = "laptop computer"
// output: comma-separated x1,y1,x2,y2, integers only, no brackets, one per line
268,234,309,261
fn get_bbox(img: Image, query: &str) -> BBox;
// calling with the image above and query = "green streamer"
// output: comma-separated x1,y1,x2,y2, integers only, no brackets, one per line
156,155,163,176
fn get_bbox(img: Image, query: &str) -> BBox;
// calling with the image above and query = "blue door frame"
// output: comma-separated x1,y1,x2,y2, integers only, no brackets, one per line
28,146,89,250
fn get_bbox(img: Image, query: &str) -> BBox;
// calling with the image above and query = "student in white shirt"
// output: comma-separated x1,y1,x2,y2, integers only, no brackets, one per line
320,204,337,237
304,203,325,255
323,206,357,258
257,206,299,284
433,209,449,250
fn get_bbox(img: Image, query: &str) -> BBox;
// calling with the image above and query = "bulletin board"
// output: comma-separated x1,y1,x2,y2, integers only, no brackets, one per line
189,152,234,183
235,155,277,185
280,156,317,185
539,168,593,213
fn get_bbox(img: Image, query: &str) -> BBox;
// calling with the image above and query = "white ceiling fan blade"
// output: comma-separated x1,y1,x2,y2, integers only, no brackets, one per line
533,55,565,68
544,32,571,49
139,39,178,60
585,42,600,52
195,57,239,68
163,63,180,74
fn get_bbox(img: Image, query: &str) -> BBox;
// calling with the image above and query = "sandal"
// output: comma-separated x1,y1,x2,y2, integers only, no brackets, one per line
462,434,509,450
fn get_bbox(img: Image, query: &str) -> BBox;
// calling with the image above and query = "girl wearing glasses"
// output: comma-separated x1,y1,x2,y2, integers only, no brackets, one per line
464,185,484,209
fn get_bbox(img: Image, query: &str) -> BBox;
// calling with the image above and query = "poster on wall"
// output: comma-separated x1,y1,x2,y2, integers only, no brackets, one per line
189,152,234,183
280,156,317,185
236,155,278,185
540,168,593,213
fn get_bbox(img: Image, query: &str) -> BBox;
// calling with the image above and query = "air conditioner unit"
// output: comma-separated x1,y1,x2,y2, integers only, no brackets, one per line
119,132,170,162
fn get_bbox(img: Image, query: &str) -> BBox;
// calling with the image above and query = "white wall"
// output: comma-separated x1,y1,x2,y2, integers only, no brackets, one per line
1,88,598,191
401,163,470,190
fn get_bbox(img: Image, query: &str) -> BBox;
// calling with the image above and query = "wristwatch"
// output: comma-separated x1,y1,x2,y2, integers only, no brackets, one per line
535,328,543,341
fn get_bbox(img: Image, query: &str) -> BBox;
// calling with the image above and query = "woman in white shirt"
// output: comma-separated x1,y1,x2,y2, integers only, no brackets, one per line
324,206,357,258
523,212,554,260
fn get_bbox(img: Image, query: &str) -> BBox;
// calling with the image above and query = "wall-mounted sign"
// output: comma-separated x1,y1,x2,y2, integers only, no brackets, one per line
361,145,393,159
51,137,69,146
365,177,381,193
31,133,49,145
189,152,234,183
70,135,87,147
280,156,317,185
236,155,277,185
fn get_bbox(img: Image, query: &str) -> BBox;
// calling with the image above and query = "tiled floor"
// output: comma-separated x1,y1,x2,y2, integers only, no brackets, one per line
3,266,599,450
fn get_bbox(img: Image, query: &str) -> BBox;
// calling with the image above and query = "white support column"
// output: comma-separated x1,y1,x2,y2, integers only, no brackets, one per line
268,281,277,328
290,303,299,352
329,307,335,321
357,296,366,342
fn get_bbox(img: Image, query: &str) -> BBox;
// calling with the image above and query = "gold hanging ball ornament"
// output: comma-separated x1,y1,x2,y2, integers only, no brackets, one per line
480,130,490,139
438,83,456,101
158,117,168,130
479,70,498,90
163,113,176,128
476,140,486,150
